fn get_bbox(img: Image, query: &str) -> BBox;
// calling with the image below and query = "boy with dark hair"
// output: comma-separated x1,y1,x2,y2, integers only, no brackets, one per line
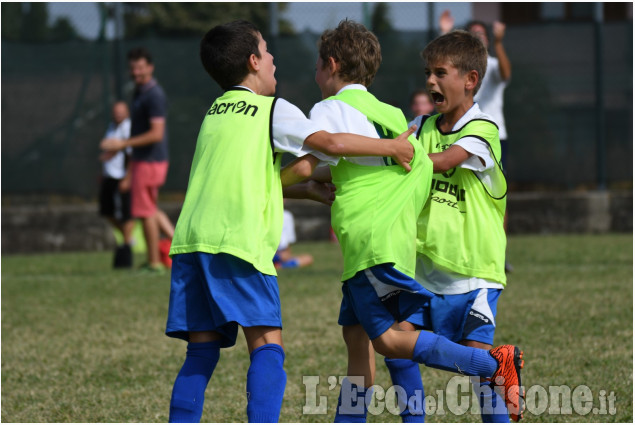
164,20,416,423
393,29,523,422
310,21,524,423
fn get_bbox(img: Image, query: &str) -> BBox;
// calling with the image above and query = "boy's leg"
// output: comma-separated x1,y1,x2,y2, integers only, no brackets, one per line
342,265,523,421
384,321,425,423
169,331,222,423
371,326,524,421
335,324,375,423
121,219,135,245
464,341,510,423
431,288,512,422
243,326,286,423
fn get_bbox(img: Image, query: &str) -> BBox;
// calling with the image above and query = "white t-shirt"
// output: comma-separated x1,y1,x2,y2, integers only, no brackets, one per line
474,55,509,140
308,84,384,166
102,118,131,179
410,104,505,295
233,86,323,159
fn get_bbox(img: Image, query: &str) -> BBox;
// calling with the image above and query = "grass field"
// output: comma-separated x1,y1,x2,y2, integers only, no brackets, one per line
2,234,632,423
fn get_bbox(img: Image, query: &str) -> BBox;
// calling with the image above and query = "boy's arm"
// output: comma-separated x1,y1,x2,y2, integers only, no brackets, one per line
308,164,332,183
492,21,512,81
304,126,417,172
428,145,473,173
280,154,321,187
283,180,336,206
281,154,335,205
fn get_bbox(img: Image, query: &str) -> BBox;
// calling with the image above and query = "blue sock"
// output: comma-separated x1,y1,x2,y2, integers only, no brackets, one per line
384,358,425,423
472,377,510,423
334,378,373,423
169,341,221,423
411,332,498,377
246,344,287,423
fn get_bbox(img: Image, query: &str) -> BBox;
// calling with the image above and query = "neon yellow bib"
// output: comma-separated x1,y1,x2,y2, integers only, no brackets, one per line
170,90,282,275
417,115,507,284
327,89,433,281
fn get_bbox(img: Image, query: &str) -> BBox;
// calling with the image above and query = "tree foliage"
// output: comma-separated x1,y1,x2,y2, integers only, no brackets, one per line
122,3,294,38
371,3,394,35
1,3,78,42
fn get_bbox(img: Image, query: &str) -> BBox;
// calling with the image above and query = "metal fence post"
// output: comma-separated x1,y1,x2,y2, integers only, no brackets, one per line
594,3,606,190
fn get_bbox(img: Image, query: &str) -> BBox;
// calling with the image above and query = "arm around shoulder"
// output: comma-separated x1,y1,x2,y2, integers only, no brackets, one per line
303,126,416,171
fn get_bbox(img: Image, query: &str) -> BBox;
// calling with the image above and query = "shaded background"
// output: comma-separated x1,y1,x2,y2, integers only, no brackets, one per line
2,2,633,202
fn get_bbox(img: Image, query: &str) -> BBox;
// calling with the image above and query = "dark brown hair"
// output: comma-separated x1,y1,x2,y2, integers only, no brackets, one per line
127,47,153,64
421,30,488,94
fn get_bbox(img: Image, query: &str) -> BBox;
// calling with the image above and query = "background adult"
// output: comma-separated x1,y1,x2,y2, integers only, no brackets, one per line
101,47,174,272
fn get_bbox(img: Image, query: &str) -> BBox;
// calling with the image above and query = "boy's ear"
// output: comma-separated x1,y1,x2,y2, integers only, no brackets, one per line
465,69,479,91
327,57,340,75
248,53,260,72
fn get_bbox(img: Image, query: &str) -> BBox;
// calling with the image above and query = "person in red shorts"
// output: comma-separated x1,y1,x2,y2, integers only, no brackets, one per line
101,47,174,272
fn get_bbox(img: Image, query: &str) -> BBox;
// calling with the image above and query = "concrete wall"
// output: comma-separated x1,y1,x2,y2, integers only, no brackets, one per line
1,191,631,255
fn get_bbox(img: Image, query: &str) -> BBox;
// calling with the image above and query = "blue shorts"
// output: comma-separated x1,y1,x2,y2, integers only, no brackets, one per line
165,252,282,347
405,288,502,345
338,264,434,340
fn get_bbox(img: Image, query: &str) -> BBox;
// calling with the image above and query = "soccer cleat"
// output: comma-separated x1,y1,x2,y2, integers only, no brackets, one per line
489,345,525,422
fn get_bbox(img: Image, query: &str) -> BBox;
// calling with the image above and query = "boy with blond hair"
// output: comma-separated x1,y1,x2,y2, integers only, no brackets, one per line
309,21,524,423
393,29,524,422
164,20,417,423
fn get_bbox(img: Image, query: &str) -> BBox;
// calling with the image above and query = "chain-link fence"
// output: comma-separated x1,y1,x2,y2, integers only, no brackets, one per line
2,3,632,203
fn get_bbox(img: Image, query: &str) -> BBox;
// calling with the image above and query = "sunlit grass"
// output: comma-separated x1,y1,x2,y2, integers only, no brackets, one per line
1,234,632,422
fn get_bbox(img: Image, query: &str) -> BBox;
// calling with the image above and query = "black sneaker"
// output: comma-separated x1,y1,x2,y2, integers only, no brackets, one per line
113,244,133,268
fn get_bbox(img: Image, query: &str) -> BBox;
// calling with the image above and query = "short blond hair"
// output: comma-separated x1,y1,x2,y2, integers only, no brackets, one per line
318,19,382,87
421,30,488,95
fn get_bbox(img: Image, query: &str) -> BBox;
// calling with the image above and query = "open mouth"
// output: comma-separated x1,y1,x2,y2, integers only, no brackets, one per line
430,91,445,105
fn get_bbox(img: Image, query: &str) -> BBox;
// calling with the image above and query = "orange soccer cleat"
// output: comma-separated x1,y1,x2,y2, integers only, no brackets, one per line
489,345,525,422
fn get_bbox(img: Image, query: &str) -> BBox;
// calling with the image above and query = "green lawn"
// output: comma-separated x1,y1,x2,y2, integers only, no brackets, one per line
2,234,632,422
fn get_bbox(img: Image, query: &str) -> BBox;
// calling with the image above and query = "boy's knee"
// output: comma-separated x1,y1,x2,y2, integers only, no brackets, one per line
342,325,368,347
371,327,416,359
371,334,395,358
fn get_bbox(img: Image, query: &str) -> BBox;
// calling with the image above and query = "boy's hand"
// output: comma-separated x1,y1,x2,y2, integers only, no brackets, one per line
119,175,131,193
439,10,454,34
391,125,417,172
99,151,116,162
493,21,506,43
306,180,336,206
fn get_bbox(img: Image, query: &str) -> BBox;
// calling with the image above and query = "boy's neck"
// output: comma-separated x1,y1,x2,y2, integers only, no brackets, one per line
237,76,273,96
439,99,475,132
324,81,364,98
